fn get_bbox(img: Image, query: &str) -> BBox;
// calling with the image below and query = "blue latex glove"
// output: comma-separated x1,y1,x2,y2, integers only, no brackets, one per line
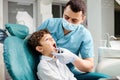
52,48,78,64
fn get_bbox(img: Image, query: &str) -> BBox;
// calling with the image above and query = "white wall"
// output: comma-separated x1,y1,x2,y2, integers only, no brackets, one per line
87,0,114,70
0,0,5,77
37,0,69,26
53,0,68,3
3,0,8,27
0,0,4,29
101,0,114,39
37,0,53,26
87,0,102,70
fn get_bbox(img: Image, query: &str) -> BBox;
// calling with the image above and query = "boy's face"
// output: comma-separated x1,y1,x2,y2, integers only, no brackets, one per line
36,34,57,57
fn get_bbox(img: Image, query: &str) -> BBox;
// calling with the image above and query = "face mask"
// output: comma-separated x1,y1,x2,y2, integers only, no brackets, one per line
62,18,80,31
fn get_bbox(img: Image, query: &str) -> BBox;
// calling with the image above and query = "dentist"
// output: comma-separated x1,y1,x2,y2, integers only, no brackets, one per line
37,0,110,80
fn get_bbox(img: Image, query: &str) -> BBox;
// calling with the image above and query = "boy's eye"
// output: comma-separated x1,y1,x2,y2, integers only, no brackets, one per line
45,38,49,41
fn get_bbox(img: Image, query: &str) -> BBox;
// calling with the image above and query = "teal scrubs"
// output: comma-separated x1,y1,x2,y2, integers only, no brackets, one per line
37,18,110,80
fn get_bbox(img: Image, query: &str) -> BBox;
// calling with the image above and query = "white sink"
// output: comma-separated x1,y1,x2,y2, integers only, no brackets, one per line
98,47,120,62
110,41,120,50
96,41,120,77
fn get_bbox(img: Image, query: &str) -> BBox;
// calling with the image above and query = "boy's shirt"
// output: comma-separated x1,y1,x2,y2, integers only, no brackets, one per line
37,55,77,80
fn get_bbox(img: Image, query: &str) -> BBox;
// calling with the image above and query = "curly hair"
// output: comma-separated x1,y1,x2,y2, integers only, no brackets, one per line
28,29,50,51
65,0,86,15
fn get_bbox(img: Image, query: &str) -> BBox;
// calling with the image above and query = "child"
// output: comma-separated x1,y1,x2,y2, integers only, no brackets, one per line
28,29,77,80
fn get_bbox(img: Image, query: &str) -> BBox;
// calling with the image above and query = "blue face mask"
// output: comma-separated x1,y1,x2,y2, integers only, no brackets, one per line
62,18,80,31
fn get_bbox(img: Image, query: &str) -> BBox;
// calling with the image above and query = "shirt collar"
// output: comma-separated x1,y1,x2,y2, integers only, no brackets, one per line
41,55,56,61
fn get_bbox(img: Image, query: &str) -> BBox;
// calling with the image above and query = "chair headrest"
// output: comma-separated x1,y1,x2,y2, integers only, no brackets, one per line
5,24,29,39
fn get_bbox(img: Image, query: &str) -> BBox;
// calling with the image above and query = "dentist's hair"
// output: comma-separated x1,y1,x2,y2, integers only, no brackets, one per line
65,0,86,15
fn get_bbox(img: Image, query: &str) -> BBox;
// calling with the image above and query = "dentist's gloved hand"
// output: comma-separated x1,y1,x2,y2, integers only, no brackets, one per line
52,48,78,64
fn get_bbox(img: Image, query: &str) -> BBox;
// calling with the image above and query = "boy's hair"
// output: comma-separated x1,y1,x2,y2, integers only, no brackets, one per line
65,0,86,15
28,29,50,51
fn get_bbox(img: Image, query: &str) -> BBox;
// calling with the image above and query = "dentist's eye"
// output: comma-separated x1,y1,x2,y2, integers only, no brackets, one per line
72,19,78,24
64,15,70,20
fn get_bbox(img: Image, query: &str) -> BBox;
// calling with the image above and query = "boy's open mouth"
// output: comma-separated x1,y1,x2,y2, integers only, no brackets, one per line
52,43,58,52
53,43,56,48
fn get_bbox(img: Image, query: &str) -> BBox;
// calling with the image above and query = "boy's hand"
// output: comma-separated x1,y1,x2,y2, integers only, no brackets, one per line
51,48,78,64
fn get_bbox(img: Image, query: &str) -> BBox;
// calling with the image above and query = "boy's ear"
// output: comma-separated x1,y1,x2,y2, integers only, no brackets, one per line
36,46,43,52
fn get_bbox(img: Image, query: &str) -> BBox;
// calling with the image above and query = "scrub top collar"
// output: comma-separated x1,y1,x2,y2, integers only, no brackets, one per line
60,26,79,40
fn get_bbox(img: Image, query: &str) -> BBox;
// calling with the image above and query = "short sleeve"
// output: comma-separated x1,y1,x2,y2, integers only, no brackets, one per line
80,30,94,58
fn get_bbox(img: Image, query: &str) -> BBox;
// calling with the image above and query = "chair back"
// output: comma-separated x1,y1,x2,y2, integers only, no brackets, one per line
3,24,39,80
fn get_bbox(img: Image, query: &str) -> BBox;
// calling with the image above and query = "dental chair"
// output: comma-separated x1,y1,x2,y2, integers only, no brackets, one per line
3,24,39,80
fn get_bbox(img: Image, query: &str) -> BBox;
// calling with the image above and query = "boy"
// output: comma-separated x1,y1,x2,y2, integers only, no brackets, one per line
28,29,77,80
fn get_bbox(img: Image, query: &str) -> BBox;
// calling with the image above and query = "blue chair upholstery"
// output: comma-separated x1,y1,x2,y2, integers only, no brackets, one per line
5,24,29,39
3,24,39,80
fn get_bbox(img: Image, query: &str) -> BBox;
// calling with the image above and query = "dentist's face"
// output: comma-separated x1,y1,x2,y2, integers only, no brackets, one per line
63,5,86,24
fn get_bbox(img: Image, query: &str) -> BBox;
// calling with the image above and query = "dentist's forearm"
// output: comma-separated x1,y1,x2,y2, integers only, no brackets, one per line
73,58,94,72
